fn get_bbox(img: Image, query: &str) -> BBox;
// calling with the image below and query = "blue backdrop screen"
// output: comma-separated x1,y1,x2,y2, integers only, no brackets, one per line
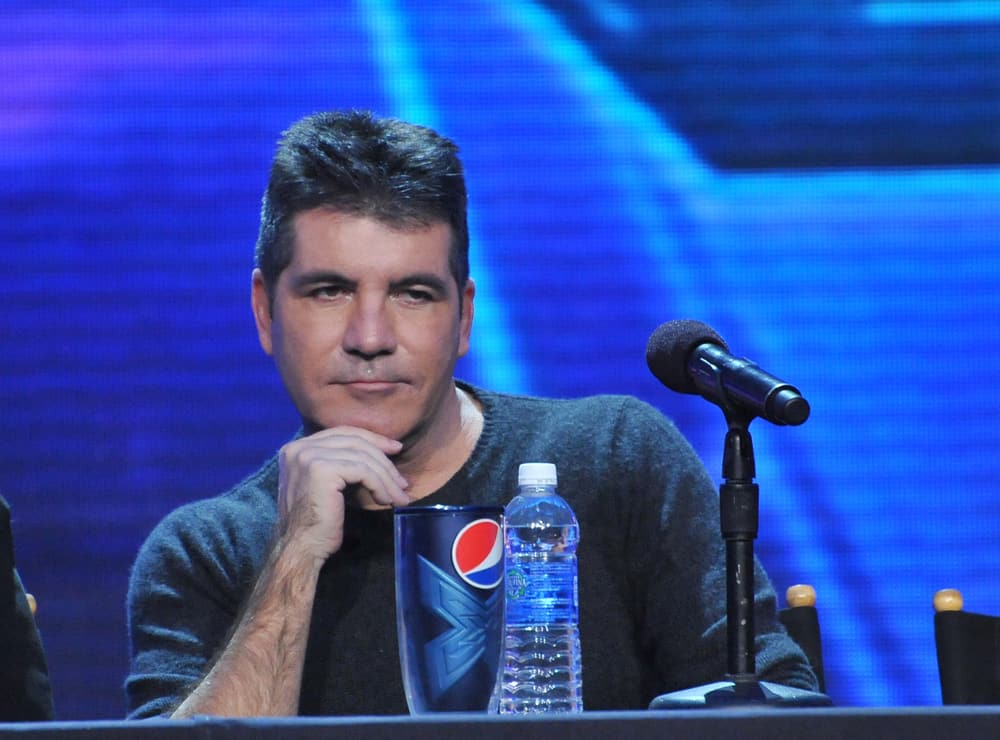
2,1,999,718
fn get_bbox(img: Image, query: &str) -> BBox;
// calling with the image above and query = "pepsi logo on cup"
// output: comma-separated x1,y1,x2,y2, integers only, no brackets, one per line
451,519,503,590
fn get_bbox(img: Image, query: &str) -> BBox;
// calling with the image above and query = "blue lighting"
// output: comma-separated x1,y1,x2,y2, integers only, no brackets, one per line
866,1,1000,24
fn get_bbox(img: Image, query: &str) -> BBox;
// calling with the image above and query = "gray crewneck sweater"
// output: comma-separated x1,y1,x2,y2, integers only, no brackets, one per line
126,383,816,717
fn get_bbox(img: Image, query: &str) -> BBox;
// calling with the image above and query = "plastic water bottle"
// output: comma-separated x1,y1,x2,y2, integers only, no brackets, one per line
499,462,583,713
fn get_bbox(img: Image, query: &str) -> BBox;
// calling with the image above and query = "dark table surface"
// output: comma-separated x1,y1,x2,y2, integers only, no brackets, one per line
2,707,1000,740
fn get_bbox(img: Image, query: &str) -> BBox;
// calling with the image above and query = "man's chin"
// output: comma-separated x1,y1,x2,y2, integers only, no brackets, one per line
306,411,410,441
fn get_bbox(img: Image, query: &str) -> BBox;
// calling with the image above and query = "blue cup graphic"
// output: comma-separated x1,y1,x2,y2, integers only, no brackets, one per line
394,505,504,713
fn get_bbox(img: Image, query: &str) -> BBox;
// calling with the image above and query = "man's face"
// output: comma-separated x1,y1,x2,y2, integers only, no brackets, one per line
252,209,474,444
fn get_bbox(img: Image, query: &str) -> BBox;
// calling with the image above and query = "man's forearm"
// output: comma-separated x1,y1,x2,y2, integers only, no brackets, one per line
171,536,322,718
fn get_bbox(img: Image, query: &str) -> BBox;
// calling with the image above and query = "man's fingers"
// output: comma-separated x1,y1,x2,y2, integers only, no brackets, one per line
301,426,404,455
280,429,409,509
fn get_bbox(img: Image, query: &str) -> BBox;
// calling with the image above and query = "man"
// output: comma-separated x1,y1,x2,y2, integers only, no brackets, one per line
126,110,816,718
1,495,54,722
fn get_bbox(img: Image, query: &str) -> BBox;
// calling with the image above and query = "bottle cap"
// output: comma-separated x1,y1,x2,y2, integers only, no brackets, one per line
518,462,557,486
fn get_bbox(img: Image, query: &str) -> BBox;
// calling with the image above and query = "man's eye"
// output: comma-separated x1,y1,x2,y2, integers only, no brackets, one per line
310,286,347,299
398,288,434,303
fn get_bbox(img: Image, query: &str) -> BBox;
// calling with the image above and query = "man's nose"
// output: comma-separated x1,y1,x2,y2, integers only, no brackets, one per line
343,293,397,357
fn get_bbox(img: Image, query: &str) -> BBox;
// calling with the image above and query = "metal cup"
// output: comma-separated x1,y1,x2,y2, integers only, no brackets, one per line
394,505,504,713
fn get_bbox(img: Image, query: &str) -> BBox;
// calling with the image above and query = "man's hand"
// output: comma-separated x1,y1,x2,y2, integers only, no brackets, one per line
171,427,409,718
276,427,410,565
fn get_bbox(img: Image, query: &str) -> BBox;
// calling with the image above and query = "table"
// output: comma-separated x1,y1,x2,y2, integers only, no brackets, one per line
2,707,1000,740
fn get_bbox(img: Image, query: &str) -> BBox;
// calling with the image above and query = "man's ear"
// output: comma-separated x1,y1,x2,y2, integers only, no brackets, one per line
458,278,475,357
251,269,274,356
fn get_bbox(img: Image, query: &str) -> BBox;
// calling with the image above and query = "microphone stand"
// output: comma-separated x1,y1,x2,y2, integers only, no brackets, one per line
649,408,832,708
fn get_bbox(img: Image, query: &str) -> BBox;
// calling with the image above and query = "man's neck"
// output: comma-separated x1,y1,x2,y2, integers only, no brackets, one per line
382,384,483,504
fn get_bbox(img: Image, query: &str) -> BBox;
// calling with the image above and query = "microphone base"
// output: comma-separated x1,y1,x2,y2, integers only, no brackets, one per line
648,677,833,709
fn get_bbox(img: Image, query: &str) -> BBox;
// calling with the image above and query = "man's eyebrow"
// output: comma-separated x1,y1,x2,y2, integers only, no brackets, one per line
291,270,355,288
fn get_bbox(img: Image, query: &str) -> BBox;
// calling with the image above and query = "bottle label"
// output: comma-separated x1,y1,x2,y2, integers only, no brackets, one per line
504,558,578,625
506,566,528,601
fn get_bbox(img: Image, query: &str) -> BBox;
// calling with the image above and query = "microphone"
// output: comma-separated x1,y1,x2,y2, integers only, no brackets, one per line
646,319,810,426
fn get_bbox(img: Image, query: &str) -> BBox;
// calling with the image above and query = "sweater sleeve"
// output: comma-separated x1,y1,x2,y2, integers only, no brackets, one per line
614,398,818,697
124,495,273,718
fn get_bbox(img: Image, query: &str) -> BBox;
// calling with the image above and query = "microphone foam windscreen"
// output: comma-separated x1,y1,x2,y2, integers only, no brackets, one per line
645,319,727,394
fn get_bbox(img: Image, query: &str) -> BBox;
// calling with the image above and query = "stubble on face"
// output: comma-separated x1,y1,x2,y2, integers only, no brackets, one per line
252,210,474,454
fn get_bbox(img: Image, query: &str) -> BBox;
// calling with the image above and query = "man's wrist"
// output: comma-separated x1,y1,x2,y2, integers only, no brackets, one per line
268,532,328,584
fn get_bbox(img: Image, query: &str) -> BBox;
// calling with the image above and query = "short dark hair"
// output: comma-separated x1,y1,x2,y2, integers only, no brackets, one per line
254,110,469,298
